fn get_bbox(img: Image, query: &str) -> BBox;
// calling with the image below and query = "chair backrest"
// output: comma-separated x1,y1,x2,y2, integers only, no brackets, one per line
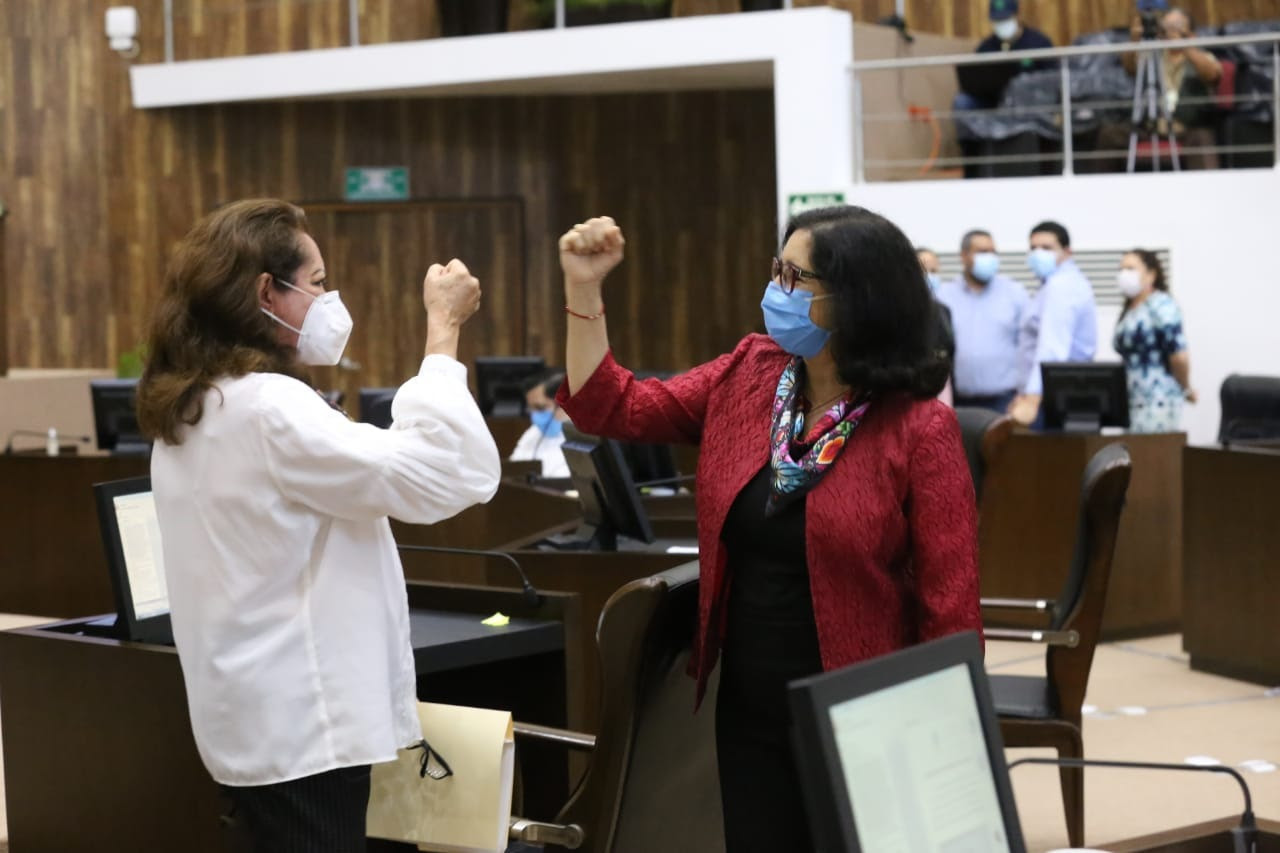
1219,374,1280,443
556,561,724,853
953,407,1015,505
1044,443,1132,715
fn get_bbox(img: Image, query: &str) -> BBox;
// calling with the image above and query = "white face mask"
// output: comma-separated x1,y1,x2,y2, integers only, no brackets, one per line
1116,268,1144,299
261,279,353,366
993,18,1019,41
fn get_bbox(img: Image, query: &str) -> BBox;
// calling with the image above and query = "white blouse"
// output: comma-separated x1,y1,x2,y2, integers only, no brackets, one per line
509,424,570,478
151,355,500,786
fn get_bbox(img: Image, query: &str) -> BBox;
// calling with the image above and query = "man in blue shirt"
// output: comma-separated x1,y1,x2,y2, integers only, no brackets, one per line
1011,221,1098,426
936,229,1029,413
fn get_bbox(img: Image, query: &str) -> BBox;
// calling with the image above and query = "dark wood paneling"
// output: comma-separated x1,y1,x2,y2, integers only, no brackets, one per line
1183,445,1280,685
4,0,1275,375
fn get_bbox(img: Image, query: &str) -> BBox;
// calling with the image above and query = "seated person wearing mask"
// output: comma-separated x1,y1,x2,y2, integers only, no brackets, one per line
935,230,1029,413
510,371,571,478
1122,5,1223,169
955,0,1054,115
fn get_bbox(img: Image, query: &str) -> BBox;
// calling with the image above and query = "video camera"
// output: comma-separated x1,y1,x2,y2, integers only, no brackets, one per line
1136,0,1168,40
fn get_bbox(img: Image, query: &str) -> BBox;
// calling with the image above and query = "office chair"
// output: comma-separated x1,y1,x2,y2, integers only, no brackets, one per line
1218,374,1280,444
980,443,1132,849
508,561,724,853
954,406,1015,507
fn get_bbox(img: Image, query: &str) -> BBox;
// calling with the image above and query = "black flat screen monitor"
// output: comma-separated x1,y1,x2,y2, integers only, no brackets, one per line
92,476,173,645
788,631,1026,853
90,378,150,454
560,435,655,551
358,387,397,429
475,356,546,418
1041,362,1130,433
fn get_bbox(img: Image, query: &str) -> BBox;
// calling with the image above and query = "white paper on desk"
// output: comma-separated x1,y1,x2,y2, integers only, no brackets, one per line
665,545,699,555
367,702,514,853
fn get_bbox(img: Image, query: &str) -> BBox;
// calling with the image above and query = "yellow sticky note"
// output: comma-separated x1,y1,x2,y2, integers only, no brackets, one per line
481,612,510,627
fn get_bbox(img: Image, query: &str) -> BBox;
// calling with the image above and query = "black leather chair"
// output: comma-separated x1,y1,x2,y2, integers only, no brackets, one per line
954,406,1014,507
981,443,1132,849
509,561,723,852
1218,374,1280,444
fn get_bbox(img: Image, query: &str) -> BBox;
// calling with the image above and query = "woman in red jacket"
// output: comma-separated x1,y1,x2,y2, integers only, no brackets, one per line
557,206,980,852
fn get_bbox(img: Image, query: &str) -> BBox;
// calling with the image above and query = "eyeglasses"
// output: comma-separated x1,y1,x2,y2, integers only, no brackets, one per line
409,738,454,781
771,257,823,295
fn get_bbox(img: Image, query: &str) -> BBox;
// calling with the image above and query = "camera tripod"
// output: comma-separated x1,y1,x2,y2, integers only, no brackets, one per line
1126,43,1182,172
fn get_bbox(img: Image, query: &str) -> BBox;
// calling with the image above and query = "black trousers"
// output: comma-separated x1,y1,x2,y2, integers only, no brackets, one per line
224,765,372,853
716,622,823,853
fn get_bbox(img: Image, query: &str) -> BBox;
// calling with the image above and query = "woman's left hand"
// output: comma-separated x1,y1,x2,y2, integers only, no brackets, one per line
1185,388,1198,404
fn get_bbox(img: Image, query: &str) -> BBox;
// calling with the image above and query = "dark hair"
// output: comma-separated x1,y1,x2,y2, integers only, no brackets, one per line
524,369,566,399
137,198,311,445
783,205,949,399
960,229,992,253
1119,248,1169,316
1029,220,1070,249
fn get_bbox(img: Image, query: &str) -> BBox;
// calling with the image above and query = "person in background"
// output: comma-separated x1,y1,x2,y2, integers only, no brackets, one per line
556,208,980,853
917,246,955,406
954,0,1054,167
1010,220,1097,427
936,229,1029,413
1113,249,1196,431
509,370,571,477
135,199,501,852
917,246,942,292
1123,5,1223,169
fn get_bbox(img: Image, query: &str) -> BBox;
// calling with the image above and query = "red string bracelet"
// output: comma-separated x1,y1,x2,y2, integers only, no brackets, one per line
564,304,605,320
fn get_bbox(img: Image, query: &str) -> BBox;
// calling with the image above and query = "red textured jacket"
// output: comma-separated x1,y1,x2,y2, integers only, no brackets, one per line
557,334,980,703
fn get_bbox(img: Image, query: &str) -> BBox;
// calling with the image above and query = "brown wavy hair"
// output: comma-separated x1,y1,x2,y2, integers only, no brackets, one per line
1119,248,1168,317
137,199,311,445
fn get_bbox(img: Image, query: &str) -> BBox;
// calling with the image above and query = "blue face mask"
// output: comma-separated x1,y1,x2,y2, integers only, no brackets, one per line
925,272,941,293
1027,248,1059,280
971,252,1000,283
530,408,564,438
761,281,832,359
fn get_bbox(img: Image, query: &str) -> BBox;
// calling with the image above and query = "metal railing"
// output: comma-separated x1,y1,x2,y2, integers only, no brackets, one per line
850,31,1280,181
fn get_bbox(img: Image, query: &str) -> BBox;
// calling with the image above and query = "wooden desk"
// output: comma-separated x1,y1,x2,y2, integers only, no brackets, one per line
0,582,576,853
979,431,1184,639
398,518,699,734
0,453,149,617
1183,444,1280,685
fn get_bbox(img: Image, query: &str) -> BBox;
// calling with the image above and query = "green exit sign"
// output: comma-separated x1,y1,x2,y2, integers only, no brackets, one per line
786,192,846,218
344,167,409,202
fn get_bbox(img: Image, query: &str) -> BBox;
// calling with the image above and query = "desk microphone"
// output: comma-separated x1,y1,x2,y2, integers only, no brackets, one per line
633,473,697,489
1007,756,1257,853
396,543,540,607
3,430,94,455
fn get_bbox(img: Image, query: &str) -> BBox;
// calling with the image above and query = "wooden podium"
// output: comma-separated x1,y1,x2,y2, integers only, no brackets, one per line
979,431,1184,638
1183,443,1280,685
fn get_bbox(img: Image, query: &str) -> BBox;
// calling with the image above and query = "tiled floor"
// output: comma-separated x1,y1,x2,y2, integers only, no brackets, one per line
0,624,1273,852
990,635,1280,852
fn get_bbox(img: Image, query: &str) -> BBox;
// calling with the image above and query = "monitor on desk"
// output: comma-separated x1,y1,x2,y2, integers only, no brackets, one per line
92,476,173,645
556,435,655,551
90,378,150,454
788,631,1025,853
475,356,546,418
358,387,397,429
1041,362,1129,433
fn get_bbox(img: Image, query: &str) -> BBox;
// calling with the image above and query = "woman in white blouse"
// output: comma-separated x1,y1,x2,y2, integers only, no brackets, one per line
135,198,501,852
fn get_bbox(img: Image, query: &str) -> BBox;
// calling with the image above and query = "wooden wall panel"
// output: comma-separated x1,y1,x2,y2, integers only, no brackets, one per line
3,0,1276,379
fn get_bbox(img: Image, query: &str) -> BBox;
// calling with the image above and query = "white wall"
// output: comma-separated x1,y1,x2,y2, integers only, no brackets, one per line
848,168,1280,446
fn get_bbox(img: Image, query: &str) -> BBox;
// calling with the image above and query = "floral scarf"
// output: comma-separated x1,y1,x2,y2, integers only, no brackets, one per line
766,358,871,516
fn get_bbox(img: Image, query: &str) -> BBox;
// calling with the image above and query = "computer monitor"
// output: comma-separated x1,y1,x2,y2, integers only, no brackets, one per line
475,356,547,418
618,442,680,489
788,631,1026,853
92,476,173,645
1041,362,1130,433
90,378,150,454
560,435,655,551
358,387,397,429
